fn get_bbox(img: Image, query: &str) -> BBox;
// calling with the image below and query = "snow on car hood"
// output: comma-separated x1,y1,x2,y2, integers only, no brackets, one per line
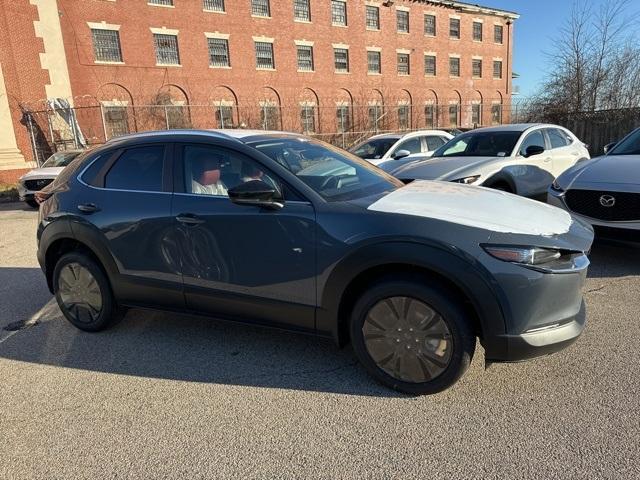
570,155,640,185
369,181,573,236
20,167,65,180
392,156,498,180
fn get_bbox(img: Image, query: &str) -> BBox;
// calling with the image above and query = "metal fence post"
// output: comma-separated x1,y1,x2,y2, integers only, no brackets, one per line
99,103,108,142
164,105,169,130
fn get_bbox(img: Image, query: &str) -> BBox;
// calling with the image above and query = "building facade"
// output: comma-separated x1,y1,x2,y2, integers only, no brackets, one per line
0,0,518,182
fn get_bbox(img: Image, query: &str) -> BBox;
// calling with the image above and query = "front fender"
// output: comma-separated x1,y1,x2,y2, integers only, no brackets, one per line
483,164,555,198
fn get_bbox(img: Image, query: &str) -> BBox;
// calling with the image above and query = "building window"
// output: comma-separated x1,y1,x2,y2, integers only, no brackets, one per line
368,51,381,74
449,104,459,127
214,105,233,128
449,57,460,77
398,105,410,130
473,21,483,41
294,0,311,22
491,104,502,124
366,6,380,30
449,18,460,39
103,106,129,138
424,104,436,128
91,29,123,63
208,38,230,67
255,42,275,69
494,25,504,44
397,10,409,33
251,0,270,17
331,1,347,26
260,104,280,129
397,53,410,75
300,106,316,133
153,34,180,65
368,105,383,131
472,104,481,125
424,14,436,36
424,55,436,76
472,59,482,78
493,60,503,78
336,105,351,132
297,45,314,71
203,0,225,12
334,48,349,72
149,0,173,5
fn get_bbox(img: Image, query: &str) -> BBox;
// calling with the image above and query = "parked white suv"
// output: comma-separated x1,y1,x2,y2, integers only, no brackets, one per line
349,130,454,166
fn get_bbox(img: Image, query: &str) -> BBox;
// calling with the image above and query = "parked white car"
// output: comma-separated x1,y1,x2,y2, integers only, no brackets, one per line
391,124,590,199
18,150,84,208
349,130,454,166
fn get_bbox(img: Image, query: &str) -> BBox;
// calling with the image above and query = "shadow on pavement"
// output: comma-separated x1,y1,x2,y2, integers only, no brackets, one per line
0,201,34,212
587,240,640,279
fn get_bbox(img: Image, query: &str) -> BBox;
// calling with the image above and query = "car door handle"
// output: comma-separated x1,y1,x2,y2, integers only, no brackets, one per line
176,214,205,226
77,203,100,213
543,157,552,162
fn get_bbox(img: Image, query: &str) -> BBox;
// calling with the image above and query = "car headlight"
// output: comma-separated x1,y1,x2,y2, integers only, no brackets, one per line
452,175,481,185
550,179,564,192
483,245,561,265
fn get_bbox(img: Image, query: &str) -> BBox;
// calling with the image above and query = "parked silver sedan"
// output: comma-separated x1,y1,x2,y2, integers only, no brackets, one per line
548,127,640,237
18,150,83,208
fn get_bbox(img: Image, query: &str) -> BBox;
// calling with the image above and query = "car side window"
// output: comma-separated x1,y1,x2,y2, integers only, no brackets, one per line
519,130,546,156
426,136,446,151
183,145,281,198
104,145,164,192
395,138,422,155
547,128,571,149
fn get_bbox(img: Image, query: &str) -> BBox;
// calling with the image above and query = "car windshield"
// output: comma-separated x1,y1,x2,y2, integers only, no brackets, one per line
247,137,402,201
41,151,82,168
610,129,640,155
350,137,400,159
432,131,522,158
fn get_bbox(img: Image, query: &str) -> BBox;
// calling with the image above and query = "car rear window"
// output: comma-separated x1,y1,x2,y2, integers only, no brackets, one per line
104,145,164,192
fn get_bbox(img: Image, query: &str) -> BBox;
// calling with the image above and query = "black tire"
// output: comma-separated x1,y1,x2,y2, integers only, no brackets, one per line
26,199,39,209
489,183,512,193
350,276,476,395
53,252,122,332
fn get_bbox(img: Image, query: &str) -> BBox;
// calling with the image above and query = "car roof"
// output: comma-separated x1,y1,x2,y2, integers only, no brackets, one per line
468,124,555,133
369,129,453,141
105,129,305,146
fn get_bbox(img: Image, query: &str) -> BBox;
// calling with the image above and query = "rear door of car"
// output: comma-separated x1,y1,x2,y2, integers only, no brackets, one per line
544,127,580,176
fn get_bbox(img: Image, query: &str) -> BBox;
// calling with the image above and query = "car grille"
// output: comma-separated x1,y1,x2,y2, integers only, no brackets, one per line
24,178,53,191
565,189,640,222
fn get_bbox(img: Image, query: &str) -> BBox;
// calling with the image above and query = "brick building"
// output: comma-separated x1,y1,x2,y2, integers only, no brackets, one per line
0,0,518,182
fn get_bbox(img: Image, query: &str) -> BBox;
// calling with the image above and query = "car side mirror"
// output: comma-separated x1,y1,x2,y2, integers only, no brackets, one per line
523,145,545,158
228,180,284,210
604,142,617,154
392,149,411,160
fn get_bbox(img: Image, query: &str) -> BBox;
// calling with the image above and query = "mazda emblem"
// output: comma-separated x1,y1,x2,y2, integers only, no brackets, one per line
599,195,616,207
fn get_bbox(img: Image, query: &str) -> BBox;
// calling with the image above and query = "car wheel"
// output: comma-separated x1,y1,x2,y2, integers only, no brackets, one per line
53,252,122,332
350,277,476,395
489,182,512,193
26,199,39,209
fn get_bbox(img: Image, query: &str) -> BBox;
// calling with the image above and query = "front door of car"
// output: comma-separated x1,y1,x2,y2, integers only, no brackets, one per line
517,129,553,174
545,128,578,176
391,137,423,160
171,142,317,332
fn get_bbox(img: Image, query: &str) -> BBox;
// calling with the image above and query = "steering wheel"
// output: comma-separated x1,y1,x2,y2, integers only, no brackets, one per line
319,175,340,191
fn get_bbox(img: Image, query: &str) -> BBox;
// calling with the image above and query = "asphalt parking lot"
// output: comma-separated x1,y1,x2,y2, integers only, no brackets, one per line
1,201,639,479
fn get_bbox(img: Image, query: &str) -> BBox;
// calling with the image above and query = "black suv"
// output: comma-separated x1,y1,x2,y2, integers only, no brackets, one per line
37,130,594,395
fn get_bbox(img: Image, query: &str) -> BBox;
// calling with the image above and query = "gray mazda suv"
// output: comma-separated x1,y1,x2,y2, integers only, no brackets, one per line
36,130,594,395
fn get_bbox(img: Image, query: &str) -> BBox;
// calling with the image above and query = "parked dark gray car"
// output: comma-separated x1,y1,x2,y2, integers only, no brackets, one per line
36,130,594,395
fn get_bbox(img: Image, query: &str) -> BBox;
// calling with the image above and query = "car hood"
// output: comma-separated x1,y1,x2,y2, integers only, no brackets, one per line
368,180,574,237
392,156,499,180
20,167,64,180
566,154,640,186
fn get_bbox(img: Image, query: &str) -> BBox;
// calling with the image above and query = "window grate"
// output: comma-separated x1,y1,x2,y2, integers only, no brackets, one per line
368,105,383,130
472,104,481,125
149,0,173,5
449,57,460,76
450,18,460,38
397,11,409,33
331,1,347,26
334,48,349,72
297,45,314,71
424,14,436,36
255,42,275,69
91,29,122,63
368,51,381,74
492,104,502,124
294,0,310,21
494,25,504,44
203,0,225,12
424,105,436,128
153,34,180,65
449,104,459,127
214,105,233,128
473,22,483,41
398,105,410,130
251,0,270,17
472,59,482,77
208,38,230,67
336,106,351,132
301,106,316,133
493,60,503,78
366,6,380,29
424,55,436,76
397,53,410,75
260,105,279,130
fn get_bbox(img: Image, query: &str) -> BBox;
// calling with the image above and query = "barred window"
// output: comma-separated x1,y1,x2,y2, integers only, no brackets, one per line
449,104,459,127
424,14,436,36
473,21,483,41
149,0,173,5
472,59,482,78
398,105,410,130
368,51,381,74
494,25,504,44
214,105,233,128
91,29,122,63
294,0,310,21
368,105,383,130
251,0,270,17
297,45,314,71
334,48,349,72
491,104,502,124
472,104,481,125
203,0,225,12
397,11,409,33
208,38,230,67
424,55,436,76
260,104,279,129
300,106,316,133
366,6,380,29
103,106,129,139
493,60,503,78
449,57,460,76
450,18,460,38
255,42,275,69
336,106,351,132
331,1,347,26
424,104,436,128
397,53,410,75
153,34,180,65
